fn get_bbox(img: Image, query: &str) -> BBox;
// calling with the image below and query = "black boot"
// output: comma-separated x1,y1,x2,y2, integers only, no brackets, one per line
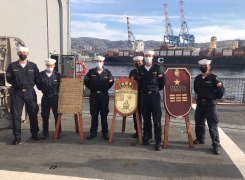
41,134,49,140
143,136,151,146
213,147,220,155
155,142,162,151
103,134,109,140
87,133,97,140
12,138,21,145
193,139,205,144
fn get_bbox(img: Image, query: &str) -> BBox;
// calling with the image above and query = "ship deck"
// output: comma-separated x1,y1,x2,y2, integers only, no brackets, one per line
0,99,245,180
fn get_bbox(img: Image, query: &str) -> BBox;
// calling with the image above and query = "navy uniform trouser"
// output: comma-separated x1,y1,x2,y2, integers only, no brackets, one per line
194,104,220,148
141,92,162,143
89,91,109,135
133,93,142,133
11,88,39,139
41,95,61,136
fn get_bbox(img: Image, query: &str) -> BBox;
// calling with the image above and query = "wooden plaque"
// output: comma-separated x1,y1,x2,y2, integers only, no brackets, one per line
57,78,84,114
114,78,138,116
164,68,192,117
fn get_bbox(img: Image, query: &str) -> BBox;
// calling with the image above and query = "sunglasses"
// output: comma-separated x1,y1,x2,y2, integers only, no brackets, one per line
200,65,208,67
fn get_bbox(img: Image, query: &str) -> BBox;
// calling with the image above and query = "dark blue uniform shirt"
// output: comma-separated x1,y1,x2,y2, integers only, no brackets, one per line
137,64,165,92
6,61,39,89
84,68,114,91
129,69,142,91
194,74,224,99
36,71,61,95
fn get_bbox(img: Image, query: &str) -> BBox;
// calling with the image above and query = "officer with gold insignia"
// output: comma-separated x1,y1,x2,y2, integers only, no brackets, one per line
6,47,40,145
36,59,61,140
129,56,144,138
84,56,114,140
138,50,165,151
194,59,225,155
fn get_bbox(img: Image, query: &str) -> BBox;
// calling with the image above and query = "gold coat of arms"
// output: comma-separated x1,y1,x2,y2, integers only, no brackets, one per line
115,81,138,115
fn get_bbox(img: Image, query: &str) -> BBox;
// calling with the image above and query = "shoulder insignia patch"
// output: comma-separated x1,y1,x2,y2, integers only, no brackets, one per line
85,76,89,81
7,72,11,77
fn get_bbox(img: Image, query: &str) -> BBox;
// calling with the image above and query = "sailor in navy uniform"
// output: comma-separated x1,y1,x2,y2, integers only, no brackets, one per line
36,58,61,140
129,56,144,138
138,50,165,151
84,56,114,140
194,59,225,155
6,47,40,145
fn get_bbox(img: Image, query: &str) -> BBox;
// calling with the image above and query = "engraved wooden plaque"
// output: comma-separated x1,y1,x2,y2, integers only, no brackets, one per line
114,78,138,116
57,78,84,114
164,68,192,117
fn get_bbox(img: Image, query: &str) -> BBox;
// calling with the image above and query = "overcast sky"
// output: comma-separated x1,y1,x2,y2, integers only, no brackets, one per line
71,0,245,43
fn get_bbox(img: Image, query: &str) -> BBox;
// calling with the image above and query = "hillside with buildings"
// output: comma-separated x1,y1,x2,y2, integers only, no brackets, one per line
71,37,245,56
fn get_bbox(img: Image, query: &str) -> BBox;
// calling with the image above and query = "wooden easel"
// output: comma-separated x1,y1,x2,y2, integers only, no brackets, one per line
54,114,84,143
163,111,193,148
109,108,142,144
53,77,84,143
108,77,142,144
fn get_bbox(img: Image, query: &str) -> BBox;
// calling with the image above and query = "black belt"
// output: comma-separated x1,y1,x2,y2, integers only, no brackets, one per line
14,88,33,92
91,91,107,94
198,98,215,102
44,94,58,97
142,90,158,94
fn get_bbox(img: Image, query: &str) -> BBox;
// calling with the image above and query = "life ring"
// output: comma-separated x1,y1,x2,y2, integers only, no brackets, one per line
76,60,87,78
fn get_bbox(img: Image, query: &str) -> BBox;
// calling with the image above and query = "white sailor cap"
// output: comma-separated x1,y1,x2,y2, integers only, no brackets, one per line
16,47,28,52
198,59,212,65
133,56,144,61
143,50,154,55
94,56,105,61
44,58,56,65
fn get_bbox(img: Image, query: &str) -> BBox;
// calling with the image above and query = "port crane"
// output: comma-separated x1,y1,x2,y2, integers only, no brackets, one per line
178,1,195,47
126,17,145,52
163,4,180,46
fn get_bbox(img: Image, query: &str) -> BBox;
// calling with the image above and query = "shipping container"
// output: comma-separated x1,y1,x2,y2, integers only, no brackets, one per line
154,50,160,56
119,51,124,56
175,50,182,56
167,50,174,56
222,49,233,56
160,50,167,56
124,51,129,56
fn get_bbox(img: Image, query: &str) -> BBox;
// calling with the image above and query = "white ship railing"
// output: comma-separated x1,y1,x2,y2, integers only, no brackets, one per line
84,75,245,103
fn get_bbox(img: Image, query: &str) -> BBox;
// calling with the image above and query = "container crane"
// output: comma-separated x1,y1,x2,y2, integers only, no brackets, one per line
163,4,180,46
126,17,145,52
179,1,195,47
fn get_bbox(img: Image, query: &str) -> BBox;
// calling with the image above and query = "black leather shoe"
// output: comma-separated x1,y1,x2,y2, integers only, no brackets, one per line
155,143,162,151
143,136,151,146
31,135,41,141
213,147,220,155
41,134,49,140
12,138,21,145
87,133,97,140
103,134,109,140
193,139,205,144
132,133,138,138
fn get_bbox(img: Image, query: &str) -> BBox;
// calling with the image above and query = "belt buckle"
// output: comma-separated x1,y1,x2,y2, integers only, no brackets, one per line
148,91,152,94
48,95,53,97
22,89,26,92
202,99,206,101
97,91,101,93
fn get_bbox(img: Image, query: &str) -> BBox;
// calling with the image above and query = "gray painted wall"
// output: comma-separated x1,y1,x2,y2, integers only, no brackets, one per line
0,0,71,103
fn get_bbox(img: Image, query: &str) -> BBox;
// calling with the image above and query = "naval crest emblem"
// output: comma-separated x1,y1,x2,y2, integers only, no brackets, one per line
114,78,138,116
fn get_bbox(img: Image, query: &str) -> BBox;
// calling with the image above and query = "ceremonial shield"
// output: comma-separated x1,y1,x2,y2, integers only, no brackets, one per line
115,78,138,116
164,68,192,118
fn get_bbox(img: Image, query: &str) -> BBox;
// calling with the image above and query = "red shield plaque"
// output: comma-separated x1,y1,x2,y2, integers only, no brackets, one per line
164,68,192,117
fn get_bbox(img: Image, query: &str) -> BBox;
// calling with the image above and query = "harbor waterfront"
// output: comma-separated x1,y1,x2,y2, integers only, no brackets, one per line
81,61,245,103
